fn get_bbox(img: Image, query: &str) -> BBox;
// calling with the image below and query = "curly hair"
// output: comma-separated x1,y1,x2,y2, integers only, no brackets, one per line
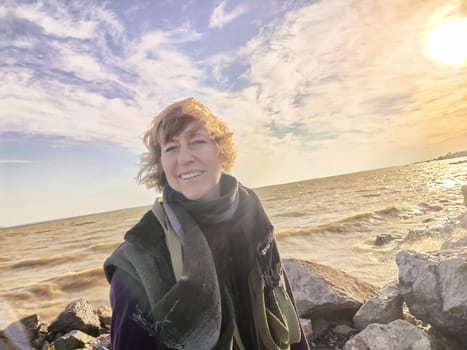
137,97,236,189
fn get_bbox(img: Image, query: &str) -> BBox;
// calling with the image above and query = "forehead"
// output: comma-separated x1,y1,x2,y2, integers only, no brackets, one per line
159,118,208,143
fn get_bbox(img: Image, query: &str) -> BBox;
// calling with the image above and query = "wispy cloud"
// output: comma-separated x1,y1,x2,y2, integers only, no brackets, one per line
209,0,248,29
2,3,207,149
14,2,98,39
2,0,466,187
0,159,35,164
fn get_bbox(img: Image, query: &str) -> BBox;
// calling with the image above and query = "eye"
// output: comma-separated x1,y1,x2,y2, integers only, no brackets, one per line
164,145,177,153
192,139,208,145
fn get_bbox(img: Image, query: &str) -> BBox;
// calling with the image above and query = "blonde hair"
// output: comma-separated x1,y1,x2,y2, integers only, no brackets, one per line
137,97,236,189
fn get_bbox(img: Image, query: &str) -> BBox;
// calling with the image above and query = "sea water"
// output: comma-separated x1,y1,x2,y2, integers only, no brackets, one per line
1,157,466,323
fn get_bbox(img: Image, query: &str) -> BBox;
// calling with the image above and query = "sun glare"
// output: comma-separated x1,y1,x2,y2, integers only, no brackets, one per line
426,17,467,65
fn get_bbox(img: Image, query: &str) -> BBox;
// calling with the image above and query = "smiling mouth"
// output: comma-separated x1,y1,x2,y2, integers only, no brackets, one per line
179,171,203,180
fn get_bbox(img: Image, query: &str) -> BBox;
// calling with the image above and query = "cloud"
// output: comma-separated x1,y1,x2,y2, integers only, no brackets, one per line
0,160,34,164
209,0,248,29
199,0,466,185
1,4,208,151
14,2,98,39
2,0,466,188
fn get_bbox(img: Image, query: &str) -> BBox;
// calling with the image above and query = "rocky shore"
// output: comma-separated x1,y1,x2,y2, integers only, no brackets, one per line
2,187,466,350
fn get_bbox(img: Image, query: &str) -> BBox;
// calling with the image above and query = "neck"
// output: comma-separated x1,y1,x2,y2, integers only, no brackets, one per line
163,174,239,225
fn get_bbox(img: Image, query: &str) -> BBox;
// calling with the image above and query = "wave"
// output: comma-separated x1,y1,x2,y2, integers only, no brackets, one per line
332,206,400,224
277,227,316,237
88,241,121,251
276,210,310,218
362,193,382,198
417,202,443,212
2,268,106,301
400,220,457,245
45,268,105,292
72,220,97,226
277,206,402,236
374,206,401,217
10,255,81,269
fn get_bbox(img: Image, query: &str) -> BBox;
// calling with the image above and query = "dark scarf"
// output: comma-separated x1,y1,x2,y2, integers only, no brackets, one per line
163,173,240,225
152,174,280,350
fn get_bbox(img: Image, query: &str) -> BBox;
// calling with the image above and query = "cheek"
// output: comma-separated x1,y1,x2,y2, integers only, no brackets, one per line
160,156,171,175
218,153,225,170
211,150,223,171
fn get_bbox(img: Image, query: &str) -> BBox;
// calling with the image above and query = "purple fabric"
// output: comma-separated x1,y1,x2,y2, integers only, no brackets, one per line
110,268,311,349
110,269,170,350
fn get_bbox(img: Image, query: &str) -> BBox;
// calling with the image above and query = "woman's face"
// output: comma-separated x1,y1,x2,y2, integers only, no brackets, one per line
160,120,223,201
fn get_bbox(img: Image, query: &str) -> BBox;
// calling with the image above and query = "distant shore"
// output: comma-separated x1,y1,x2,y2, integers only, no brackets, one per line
432,149,467,161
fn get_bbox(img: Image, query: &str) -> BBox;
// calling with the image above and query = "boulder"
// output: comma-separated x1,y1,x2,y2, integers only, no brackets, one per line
440,213,467,249
1,314,42,349
48,299,100,339
353,280,403,330
0,337,17,350
343,319,431,349
49,330,97,350
283,259,377,338
440,231,467,250
299,318,312,340
427,327,465,350
332,324,356,337
374,233,401,246
96,305,111,328
396,249,467,343
93,334,111,350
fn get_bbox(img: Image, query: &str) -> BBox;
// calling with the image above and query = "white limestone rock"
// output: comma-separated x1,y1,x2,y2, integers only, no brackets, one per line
343,320,431,350
352,280,403,330
50,330,97,350
283,259,377,338
396,249,467,344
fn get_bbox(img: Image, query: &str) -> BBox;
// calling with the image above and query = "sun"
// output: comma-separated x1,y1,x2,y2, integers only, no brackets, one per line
425,17,467,66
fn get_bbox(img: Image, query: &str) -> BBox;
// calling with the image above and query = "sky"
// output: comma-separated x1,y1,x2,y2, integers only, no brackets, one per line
1,0,467,227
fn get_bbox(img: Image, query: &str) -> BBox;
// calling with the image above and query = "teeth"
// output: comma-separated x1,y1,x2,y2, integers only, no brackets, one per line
180,171,202,180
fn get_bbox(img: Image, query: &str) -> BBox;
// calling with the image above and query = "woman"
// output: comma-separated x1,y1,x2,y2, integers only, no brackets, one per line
104,98,310,350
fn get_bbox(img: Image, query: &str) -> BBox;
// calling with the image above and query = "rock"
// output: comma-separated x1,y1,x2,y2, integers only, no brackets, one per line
32,332,47,349
440,217,467,249
0,337,17,350
40,339,50,350
332,324,356,336
310,328,357,350
93,334,111,350
427,327,465,350
299,318,312,340
96,306,111,329
374,233,401,246
343,319,431,349
48,299,100,339
50,330,97,350
31,323,49,349
440,233,467,250
396,249,467,343
353,280,403,330
1,314,41,349
283,259,377,338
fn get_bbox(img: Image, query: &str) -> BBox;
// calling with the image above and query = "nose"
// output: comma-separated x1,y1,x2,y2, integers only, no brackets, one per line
177,142,195,165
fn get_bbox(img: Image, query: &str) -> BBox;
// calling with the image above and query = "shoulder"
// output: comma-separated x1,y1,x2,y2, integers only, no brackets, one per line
124,210,164,246
104,210,171,284
237,184,263,208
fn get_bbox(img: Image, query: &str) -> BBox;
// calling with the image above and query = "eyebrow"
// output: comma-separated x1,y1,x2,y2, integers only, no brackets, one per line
164,124,207,143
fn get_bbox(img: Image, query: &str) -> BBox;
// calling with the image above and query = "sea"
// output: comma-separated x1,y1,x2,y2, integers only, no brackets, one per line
1,157,466,326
